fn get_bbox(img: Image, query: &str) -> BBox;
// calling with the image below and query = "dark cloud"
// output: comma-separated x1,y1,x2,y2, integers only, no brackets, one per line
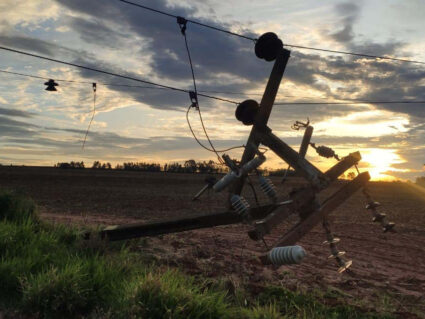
0,115,39,137
0,107,35,118
56,0,267,83
0,35,57,56
329,2,360,43
67,17,129,49
0,34,85,59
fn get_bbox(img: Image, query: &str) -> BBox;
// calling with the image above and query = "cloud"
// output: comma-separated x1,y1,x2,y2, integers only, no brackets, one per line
0,115,39,138
329,2,361,43
0,0,423,180
0,107,35,118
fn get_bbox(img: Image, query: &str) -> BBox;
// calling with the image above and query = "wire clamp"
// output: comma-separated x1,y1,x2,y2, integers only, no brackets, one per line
177,16,188,35
189,91,198,109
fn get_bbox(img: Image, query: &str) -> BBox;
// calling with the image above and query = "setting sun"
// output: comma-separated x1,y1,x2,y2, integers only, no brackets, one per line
360,148,407,180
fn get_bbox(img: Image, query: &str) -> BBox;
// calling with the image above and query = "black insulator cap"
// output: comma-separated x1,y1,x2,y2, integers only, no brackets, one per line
235,99,259,125
255,32,283,61
44,79,58,91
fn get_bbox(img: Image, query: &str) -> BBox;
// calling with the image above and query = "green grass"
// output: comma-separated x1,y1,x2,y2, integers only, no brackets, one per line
257,286,394,319
0,190,395,318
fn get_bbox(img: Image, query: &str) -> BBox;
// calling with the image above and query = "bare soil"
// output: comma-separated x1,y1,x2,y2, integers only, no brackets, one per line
1,166,424,317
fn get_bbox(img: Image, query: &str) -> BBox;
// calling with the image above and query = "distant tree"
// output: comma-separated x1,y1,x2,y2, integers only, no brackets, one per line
166,162,183,173
92,161,101,169
55,161,84,169
55,162,71,169
122,161,161,172
184,159,197,173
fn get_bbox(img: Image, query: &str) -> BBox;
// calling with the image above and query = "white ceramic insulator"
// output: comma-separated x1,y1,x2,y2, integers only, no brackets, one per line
237,155,266,177
259,175,277,201
230,194,250,218
267,246,306,265
213,171,238,192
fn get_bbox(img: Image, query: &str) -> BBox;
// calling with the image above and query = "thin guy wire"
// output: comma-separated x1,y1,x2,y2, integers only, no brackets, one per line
0,46,239,104
116,0,425,64
180,21,224,164
82,84,96,149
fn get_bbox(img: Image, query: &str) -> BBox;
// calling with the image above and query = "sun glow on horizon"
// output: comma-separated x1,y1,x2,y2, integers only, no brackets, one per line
360,148,408,181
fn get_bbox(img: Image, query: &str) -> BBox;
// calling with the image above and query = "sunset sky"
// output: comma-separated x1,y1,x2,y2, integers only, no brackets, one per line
0,0,424,180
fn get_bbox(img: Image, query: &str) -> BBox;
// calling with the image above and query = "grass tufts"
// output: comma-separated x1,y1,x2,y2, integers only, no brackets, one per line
126,270,230,318
0,190,397,318
0,190,37,223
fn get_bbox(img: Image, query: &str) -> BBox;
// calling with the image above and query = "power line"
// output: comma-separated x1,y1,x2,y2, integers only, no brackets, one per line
283,44,425,65
274,100,425,105
116,0,425,65
2,67,424,106
117,0,256,42
0,69,329,100
0,46,239,104
0,69,101,85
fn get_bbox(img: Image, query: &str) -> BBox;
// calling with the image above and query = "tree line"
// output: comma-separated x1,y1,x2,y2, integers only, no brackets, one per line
53,159,299,176
54,160,227,174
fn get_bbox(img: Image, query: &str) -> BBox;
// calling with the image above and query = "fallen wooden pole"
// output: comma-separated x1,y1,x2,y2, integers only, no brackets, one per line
99,204,277,241
231,46,291,198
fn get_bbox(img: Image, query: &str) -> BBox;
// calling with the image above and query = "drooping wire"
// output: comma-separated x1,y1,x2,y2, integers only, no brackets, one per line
82,83,97,149
178,17,226,164
186,103,245,157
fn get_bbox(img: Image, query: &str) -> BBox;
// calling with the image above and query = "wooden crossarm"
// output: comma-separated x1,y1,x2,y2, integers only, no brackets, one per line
256,128,328,189
270,171,370,248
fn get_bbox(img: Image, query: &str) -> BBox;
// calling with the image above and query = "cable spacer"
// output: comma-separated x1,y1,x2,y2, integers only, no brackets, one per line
177,16,188,35
189,91,198,108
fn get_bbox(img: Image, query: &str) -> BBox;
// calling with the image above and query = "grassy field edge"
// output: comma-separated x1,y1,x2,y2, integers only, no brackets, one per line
0,190,394,318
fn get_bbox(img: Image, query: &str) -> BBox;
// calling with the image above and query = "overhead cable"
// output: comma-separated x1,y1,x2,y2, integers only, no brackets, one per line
283,44,425,65
116,0,425,65
0,46,239,104
274,100,425,105
1,67,424,105
117,0,256,42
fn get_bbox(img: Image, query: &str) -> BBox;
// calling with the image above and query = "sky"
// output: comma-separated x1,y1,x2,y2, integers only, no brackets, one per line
0,0,424,181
